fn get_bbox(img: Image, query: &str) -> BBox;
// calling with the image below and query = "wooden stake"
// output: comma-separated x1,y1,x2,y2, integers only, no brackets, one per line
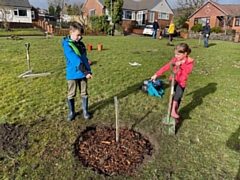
198,33,202,46
114,96,119,142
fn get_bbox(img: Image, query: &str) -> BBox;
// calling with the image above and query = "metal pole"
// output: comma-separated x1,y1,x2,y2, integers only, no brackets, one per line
111,0,113,36
111,0,112,22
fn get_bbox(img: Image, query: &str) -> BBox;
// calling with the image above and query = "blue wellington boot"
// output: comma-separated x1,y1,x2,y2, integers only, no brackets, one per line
67,98,75,121
82,97,91,119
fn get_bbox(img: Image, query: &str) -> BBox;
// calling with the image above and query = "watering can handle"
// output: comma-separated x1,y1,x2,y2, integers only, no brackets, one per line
25,43,30,50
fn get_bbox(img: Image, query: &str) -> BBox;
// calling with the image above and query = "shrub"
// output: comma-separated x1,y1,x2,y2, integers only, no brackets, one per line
173,15,188,29
130,20,138,28
180,28,188,33
190,24,203,32
89,15,111,34
115,24,124,34
210,26,221,33
226,29,236,35
84,26,91,30
60,22,71,29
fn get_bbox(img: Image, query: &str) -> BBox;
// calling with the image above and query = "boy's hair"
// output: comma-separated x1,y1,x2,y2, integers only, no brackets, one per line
69,21,84,34
174,43,191,55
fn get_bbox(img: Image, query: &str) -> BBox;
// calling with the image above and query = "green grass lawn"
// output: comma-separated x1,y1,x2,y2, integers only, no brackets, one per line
0,28,44,36
0,35,239,179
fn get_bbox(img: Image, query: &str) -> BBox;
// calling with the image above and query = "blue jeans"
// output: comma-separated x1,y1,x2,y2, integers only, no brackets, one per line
152,30,157,39
204,36,209,47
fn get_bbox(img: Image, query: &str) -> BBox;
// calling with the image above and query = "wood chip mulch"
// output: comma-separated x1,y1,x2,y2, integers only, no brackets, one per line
75,126,154,176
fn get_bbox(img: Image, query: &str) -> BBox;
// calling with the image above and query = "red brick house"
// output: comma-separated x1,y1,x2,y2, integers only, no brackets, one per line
83,0,173,29
188,0,240,32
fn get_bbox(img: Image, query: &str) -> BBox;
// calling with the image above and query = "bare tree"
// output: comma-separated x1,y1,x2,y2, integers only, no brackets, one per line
174,0,225,29
0,0,13,29
220,10,239,35
178,0,205,11
210,0,237,34
176,0,238,35
173,0,205,29
176,0,205,17
47,0,68,9
68,3,88,27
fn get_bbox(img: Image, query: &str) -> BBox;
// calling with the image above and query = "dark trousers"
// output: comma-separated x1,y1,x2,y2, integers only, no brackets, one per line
169,34,173,42
170,80,185,105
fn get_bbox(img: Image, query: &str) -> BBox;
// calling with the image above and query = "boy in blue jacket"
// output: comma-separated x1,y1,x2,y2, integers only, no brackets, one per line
62,21,92,121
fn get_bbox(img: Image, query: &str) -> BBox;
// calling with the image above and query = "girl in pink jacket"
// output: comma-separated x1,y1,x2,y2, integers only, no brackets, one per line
151,43,194,120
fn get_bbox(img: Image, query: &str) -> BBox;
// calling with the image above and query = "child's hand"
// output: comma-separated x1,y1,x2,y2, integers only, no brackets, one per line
86,74,92,79
175,61,182,66
175,60,185,66
150,74,157,81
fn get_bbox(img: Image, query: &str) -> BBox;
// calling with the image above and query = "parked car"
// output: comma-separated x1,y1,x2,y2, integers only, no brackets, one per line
163,25,179,37
143,25,154,36
163,25,169,36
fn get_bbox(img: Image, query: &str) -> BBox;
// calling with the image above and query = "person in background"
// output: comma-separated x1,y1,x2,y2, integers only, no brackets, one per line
167,21,175,45
150,43,194,123
202,23,211,48
152,19,159,39
62,21,92,121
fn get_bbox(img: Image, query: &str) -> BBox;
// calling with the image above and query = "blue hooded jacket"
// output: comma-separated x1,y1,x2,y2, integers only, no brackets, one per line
62,36,92,80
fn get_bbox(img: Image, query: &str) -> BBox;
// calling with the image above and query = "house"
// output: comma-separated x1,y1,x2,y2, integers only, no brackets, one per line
83,0,173,30
31,6,39,23
34,8,49,22
0,0,33,28
188,0,240,32
60,3,72,22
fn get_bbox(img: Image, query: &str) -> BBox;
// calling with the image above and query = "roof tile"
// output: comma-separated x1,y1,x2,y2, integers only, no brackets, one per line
4,0,31,8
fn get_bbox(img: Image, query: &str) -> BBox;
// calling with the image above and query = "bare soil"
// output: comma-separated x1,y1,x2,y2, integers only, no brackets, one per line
0,123,28,158
75,126,154,176
0,123,155,177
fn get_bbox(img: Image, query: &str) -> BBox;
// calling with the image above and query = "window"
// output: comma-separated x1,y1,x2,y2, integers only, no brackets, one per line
19,9,27,16
90,9,95,16
194,17,210,26
14,8,27,16
31,11,35,19
235,17,240,26
194,19,198,24
106,8,112,21
148,11,154,22
105,8,109,16
123,10,135,20
158,12,169,20
14,8,18,15
137,11,146,25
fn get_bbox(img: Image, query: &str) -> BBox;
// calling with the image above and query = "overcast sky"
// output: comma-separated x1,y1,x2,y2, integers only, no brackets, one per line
28,0,240,9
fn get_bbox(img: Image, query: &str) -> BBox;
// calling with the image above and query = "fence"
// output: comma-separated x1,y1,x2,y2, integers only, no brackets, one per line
36,20,106,36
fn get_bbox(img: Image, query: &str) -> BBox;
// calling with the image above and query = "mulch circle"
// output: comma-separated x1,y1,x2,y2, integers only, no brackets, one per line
75,126,154,176
0,123,28,158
